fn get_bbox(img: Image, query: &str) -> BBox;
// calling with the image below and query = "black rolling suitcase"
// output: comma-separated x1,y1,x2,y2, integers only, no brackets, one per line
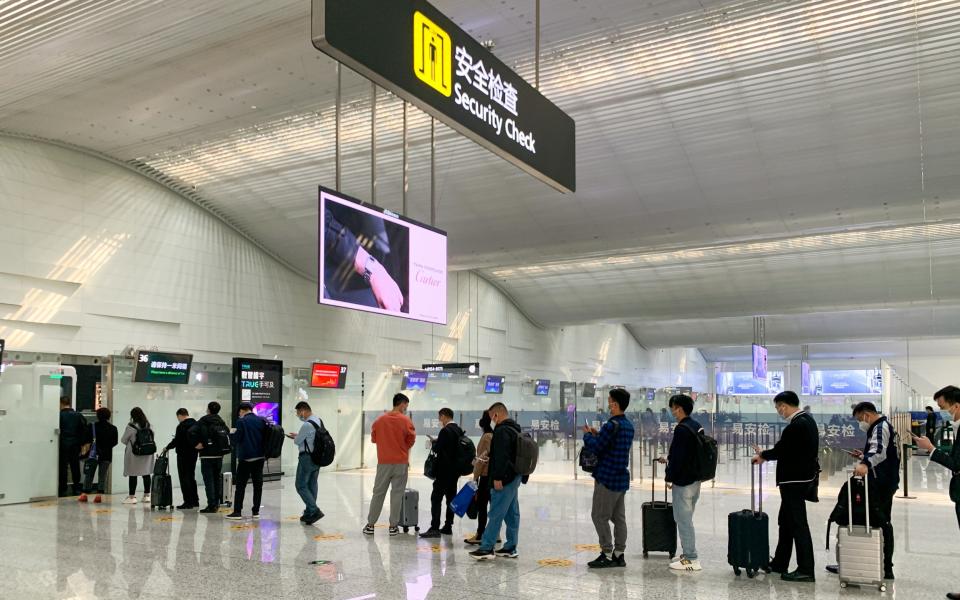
151,450,174,511
642,459,677,559
727,462,770,577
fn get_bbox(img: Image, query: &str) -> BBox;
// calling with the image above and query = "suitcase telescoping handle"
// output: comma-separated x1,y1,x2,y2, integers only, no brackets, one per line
847,470,871,534
652,457,667,503
751,460,762,514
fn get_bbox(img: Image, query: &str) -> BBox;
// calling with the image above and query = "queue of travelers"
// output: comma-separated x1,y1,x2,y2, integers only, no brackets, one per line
58,385,960,597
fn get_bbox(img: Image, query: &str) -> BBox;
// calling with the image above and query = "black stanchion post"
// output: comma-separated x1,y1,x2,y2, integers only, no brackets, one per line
899,442,917,500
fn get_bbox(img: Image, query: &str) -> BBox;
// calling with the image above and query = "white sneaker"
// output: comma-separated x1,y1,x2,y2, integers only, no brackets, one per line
669,557,702,571
122,496,138,505
142,494,151,503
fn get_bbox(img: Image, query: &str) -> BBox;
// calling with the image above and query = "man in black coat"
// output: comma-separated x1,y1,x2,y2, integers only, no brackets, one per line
420,407,464,538
753,391,820,583
58,397,90,497
915,385,960,600
165,408,199,510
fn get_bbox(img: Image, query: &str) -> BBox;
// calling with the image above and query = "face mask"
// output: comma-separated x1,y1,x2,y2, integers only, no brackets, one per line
298,414,306,422
858,420,869,433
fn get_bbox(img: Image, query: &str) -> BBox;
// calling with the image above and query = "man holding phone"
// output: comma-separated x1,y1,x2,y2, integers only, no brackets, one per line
913,385,960,600
825,402,899,581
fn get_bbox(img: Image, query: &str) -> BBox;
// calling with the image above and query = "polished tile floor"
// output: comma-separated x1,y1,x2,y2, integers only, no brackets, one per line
1,455,956,599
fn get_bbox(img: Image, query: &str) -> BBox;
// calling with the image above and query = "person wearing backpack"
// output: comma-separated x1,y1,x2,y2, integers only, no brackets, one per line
286,401,326,525
421,407,465,538
659,393,704,572
191,401,231,514
164,408,200,510
225,402,266,520
583,388,635,569
469,402,523,560
120,407,155,505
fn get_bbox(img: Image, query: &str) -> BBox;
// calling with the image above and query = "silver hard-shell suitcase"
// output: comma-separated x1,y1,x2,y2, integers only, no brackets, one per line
399,488,420,533
222,472,233,507
836,471,886,592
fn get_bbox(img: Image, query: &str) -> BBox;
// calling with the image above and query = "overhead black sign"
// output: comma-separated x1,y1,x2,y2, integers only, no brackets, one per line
133,351,193,385
422,362,480,375
311,0,576,193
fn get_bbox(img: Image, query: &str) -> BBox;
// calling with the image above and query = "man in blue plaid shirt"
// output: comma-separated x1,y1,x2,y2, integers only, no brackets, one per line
582,388,635,568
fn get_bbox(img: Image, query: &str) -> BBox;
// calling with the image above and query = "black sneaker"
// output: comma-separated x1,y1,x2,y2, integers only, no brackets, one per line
251,512,260,520
419,528,441,539
362,524,375,535
304,511,323,525
388,526,400,536
199,507,218,514
494,547,518,559
781,570,815,583
612,553,626,568
224,512,243,520
469,548,496,561
588,553,613,569
825,564,839,575
439,526,453,535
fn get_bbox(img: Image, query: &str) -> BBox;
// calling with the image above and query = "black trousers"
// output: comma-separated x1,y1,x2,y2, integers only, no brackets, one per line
176,454,200,507
234,459,265,513
200,458,224,508
128,475,151,496
955,499,960,530
430,475,458,530
82,460,110,494
475,476,491,536
772,483,815,575
58,444,82,495
874,486,895,572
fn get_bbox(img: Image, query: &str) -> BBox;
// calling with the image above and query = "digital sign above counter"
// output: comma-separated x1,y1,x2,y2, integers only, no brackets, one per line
311,0,575,193
402,370,428,391
319,187,447,325
534,379,551,396
233,358,282,425
311,363,348,389
134,351,193,385
716,371,784,396
484,375,504,394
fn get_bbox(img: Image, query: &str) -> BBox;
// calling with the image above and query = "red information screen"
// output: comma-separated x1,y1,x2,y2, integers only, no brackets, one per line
311,363,348,389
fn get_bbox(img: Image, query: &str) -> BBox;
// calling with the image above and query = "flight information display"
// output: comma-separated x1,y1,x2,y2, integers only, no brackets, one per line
133,351,192,385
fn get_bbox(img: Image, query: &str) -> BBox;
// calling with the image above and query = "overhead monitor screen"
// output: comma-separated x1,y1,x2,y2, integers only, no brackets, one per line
716,371,784,395
752,344,768,381
133,351,193,385
484,375,504,394
809,369,882,395
402,370,428,391
534,379,551,396
311,363,348,389
319,187,447,325
581,382,596,398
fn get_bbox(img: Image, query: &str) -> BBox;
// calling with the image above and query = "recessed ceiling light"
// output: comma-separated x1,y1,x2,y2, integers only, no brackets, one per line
251,105,257,109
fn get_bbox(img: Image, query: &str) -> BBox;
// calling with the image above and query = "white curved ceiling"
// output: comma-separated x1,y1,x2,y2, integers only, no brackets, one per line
2,0,960,350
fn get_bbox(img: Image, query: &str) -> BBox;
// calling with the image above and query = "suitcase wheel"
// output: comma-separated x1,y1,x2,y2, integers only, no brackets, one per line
746,569,756,579
879,584,887,592
403,527,409,533
669,553,675,559
415,526,420,532
642,551,648,559
733,567,741,576
839,582,848,589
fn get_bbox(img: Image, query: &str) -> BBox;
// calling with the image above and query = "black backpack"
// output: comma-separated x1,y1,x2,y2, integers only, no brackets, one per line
208,420,231,456
307,419,336,467
132,425,156,456
262,420,285,459
455,429,477,476
683,422,718,482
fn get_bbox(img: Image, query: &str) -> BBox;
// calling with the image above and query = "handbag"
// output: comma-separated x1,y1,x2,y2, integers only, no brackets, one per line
450,481,478,518
466,491,479,520
424,451,437,481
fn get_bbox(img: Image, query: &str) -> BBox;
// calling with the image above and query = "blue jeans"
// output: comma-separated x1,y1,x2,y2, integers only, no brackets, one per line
295,453,321,516
480,477,521,551
672,481,701,560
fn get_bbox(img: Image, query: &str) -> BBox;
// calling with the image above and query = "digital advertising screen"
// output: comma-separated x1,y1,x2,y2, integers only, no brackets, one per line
581,382,596,398
319,187,447,325
646,389,657,401
809,369,882,395
716,371,785,395
233,358,283,426
133,351,193,385
752,344,768,381
311,363,348,389
534,379,551,396
801,361,812,395
402,370,428,391
484,375,504,394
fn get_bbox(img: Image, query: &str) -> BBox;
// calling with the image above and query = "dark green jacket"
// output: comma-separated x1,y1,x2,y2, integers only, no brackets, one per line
931,441,960,502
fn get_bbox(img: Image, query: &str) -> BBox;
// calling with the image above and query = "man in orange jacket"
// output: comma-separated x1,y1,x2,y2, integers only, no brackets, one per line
363,393,417,536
